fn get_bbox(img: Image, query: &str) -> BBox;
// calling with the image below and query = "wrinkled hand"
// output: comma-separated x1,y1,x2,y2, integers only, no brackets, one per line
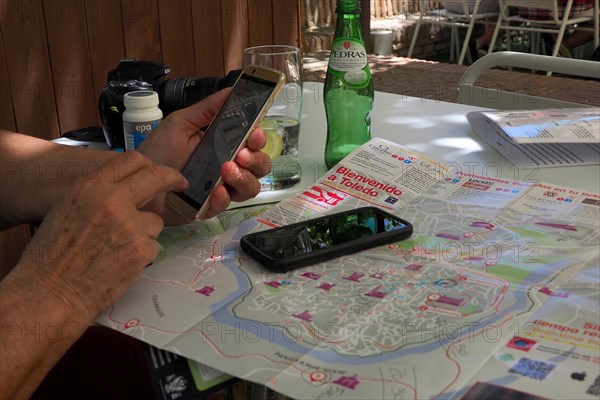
138,89,272,224
6,151,187,319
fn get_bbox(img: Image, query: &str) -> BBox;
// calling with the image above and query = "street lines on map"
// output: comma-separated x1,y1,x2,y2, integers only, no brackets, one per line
271,361,421,399
140,239,226,288
263,363,421,400
107,308,308,374
436,336,465,397
361,376,418,400
296,319,348,345
240,260,516,357
377,365,419,400
435,310,519,398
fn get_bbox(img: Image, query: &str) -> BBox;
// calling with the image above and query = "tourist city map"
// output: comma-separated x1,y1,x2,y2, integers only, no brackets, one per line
100,138,600,399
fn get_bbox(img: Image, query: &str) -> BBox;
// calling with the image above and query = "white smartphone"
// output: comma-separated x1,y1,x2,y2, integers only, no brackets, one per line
166,65,285,220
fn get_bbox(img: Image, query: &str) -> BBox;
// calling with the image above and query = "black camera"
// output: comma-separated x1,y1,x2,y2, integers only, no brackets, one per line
99,58,241,148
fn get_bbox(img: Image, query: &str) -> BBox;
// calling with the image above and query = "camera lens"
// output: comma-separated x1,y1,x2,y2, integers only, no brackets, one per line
157,70,241,116
157,77,215,116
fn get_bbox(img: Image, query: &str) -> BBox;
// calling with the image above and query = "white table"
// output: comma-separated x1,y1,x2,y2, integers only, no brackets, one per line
239,81,600,209
230,82,599,398
70,83,596,398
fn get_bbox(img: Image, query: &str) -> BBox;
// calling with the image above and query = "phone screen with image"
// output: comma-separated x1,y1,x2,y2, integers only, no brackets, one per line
241,207,413,272
174,73,279,211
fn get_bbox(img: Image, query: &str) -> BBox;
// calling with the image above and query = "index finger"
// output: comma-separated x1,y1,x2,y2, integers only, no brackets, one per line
121,164,189,208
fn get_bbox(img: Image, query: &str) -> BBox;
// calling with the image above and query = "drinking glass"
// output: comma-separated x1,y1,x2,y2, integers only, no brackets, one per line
243,45,303,191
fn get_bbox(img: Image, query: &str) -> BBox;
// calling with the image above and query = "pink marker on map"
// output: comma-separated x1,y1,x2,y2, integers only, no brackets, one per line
435,295,464,306
293,311,313,321
539,287,570,298
365,286,387,299
343,272,363,282
302,272,321,280
317,283,335,291
196,286,215,296
435,232,461,241
470,221,495,230
333,375,360,390
536,222,577,231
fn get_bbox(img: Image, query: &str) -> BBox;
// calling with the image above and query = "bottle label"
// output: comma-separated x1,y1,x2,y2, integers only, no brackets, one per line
124,118,162,151
328,38,371,87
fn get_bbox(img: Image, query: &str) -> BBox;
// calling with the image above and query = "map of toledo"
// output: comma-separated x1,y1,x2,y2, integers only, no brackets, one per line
100,139,600,400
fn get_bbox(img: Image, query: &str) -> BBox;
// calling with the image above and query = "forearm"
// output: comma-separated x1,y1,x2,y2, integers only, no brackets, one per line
0,130,118,229
0,269,92,398
0,142,187,397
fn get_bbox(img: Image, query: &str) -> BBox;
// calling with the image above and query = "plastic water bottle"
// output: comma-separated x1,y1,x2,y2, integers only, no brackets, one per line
123,90,162,151
324,0,374,169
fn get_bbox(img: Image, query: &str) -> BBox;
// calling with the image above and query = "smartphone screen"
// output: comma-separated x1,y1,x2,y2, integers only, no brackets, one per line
241,207,413,271
173,73,279,211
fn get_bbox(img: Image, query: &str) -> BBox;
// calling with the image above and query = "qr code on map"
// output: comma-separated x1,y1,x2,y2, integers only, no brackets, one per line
508,357,556,381
587,375,600,396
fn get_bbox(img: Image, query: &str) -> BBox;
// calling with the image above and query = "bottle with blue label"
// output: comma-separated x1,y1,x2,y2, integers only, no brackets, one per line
123,90,162,151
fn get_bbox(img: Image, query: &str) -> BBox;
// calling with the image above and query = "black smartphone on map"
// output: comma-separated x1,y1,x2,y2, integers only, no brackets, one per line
240,207,413,272
166,65,285,220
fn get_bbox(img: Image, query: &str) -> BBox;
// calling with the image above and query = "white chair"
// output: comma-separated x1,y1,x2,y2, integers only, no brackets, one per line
489,0,597,62
456,51,600,109
407,0,499,65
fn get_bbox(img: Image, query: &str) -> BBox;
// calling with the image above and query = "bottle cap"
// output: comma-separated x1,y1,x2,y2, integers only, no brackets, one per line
124,90,159,109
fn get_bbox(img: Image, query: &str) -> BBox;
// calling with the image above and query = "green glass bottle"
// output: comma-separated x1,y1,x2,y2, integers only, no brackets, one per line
324,0,374,169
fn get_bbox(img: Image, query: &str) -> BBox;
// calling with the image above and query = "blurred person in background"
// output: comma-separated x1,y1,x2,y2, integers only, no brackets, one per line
444,0,501,60
519,0,596,58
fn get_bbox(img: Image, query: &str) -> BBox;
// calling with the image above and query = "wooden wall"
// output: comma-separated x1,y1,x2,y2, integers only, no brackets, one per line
0,0,302,140
0,0,301,275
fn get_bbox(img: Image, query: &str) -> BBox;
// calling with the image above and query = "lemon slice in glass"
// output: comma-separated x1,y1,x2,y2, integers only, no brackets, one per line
261,127,284,160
